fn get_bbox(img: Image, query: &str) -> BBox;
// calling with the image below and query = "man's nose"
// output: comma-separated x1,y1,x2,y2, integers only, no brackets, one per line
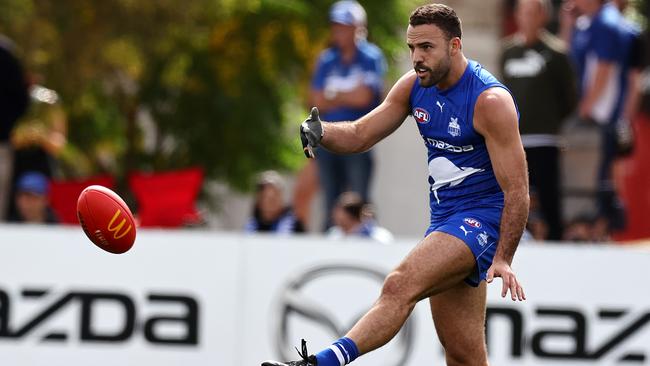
411,49,424,63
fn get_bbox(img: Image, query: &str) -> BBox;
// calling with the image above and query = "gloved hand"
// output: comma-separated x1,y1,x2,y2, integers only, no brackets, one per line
300,107,323,158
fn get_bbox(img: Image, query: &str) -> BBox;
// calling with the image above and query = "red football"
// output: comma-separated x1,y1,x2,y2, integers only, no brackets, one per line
77,185,136,254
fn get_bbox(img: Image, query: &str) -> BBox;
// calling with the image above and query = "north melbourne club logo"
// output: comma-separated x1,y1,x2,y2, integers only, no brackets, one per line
413,108,430,124
476,231,489,247
463,218,482,229
448,117,461,137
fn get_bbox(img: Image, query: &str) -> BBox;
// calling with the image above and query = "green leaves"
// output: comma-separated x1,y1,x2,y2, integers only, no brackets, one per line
1,0,408,190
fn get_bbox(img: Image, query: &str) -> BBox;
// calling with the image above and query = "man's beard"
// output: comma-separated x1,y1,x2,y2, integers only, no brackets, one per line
416,55,451,88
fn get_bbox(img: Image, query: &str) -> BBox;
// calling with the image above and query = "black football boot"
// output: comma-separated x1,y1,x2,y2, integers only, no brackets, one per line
261,339,317,366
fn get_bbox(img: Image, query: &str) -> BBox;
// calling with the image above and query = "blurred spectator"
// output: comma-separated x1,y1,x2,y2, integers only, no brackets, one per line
8,171,58,224
591,214,612,241
0,34,30,220
526,213,550,240
596,0,643,237
500,0,577,241
8,83,67,220
525,189,550,240
610,1,650,241
327,191,393,244
611,0,644,157
309,0,386,230
562,213,594,242
563,0,634,236
244,171,305,234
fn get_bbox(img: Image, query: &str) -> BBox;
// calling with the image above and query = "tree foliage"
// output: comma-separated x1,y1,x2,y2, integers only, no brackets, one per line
0,0,412,190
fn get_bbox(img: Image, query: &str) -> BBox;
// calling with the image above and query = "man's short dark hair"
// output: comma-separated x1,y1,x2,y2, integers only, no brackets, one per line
409,4,462,40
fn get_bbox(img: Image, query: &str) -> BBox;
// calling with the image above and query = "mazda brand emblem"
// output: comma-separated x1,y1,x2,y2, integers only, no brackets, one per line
272,263,415,366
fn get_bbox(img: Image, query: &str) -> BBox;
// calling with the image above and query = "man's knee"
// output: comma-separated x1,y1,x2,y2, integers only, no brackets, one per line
380,271,417,305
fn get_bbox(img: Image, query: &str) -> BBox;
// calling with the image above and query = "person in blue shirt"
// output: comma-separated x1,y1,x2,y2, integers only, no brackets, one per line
565,0,640,234
264,4,528,366
569,0,622,125
309,0,386,230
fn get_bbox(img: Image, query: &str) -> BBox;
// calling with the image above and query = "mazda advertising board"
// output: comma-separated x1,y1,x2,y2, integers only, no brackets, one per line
1,225,648,365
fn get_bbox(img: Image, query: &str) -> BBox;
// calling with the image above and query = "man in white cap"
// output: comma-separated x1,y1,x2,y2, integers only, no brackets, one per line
308,0,386,230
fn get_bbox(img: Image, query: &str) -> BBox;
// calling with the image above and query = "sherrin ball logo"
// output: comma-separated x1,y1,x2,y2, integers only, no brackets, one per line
413,107,430,124
463,217,482,229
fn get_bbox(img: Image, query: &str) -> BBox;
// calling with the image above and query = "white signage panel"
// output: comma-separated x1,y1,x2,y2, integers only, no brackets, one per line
0,225,241,366
0,226,648,365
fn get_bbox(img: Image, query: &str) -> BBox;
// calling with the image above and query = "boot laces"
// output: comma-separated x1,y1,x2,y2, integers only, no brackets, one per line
294,339,311,364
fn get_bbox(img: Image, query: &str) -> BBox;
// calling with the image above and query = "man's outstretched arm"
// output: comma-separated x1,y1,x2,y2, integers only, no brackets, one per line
474,87,529,301
302,71,415,157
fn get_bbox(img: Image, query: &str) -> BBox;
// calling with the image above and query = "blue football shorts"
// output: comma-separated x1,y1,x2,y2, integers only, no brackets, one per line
425,206,501,287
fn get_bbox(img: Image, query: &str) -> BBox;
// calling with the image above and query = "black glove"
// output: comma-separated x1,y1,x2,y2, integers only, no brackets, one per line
300,107,323,158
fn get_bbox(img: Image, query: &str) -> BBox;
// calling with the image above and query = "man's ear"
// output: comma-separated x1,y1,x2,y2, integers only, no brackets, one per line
450,37,462,55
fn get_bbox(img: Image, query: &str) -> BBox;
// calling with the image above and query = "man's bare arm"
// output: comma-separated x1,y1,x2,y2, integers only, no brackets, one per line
474,87,529,300
579,61,614,119
319,71,416,154
475,87,529,262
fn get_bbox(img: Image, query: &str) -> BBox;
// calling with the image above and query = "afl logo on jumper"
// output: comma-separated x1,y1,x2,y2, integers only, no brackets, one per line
413,108,430,124
463,217,482,229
